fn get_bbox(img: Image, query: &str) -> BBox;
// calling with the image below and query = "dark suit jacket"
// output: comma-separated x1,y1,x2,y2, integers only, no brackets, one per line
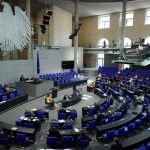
59,109,66,113
49,129,60,137
111,143,123,150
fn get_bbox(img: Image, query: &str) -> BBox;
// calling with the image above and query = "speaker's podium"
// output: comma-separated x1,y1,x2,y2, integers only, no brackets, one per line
52,88,57,98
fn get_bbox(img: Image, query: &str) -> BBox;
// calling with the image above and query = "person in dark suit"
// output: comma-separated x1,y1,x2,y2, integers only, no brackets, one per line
63,94,70,100
96,111,104,125
78,130,92,141
58,108,66,113
20,75,25,82
49,125,60,137
111,137,123,150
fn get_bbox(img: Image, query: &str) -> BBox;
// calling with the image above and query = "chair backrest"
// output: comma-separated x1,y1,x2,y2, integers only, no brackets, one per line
16,90,21,96
61,136,73,148
58,113,66,120
16,133,28,145
0,89,4,94
52,124,60,129
88,120,96,129
37,112,45,121
46,136,58,148
88,107,95,116
64,124,73,129
70,111,77,120
128,123,135,132
24,123,34,128
10,93,15,99
2,95,7,101
78,139,89,149
16,120,24,127
106,130,115,141
25,113,32,118
100,118,108,125
0,138,9,147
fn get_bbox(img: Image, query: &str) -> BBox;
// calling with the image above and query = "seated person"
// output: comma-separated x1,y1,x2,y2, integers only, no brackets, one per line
63,94,70,100
111,137,123,150
49,125,60,137
46,94,52,102
65,115,74,124
78,130,92,142
58,108,66,113
0,127,13,145
4,85,11,93
20,75,25,82
119,100,127,111
34,77,42,84
45,95,55,109
139,93,145,103
25,108,35,116
96,111,104,125
90,82,95,89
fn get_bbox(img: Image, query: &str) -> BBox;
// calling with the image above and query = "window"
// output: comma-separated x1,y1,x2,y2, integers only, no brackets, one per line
97,54,104,67
120,11,134,26
98,15,110,29
145,36,150,44
98,38,109,48
124,37,131,48
145,9,150,24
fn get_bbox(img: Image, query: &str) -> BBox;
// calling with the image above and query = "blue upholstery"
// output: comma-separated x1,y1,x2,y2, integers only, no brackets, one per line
16,90,21,96
136,145,146,150
37,112,45,121
46,136,58,148
127,123,135,133
0,138,10,148
102,130,115,142
114,112,122,120
86,120,96,130
58,113,66,120
146,142,150,150
16,120,24,127
108,116,114,123
99,118,108,125
134,119,141,129
9,93,15,99
61,136,73,148
114,126,127,137
24,123,34,128
52,124,60,129
2,95,7,101
15,133,30,145
25,113,32,118
87,107,95,116
78,139,89,149
64,124,73,129
0,89,4,94
70,111,77,120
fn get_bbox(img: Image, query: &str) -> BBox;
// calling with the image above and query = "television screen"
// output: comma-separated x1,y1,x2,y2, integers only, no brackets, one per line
61,61,74,69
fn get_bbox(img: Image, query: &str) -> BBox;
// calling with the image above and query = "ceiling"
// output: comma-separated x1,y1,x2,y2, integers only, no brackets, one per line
37,0,150,18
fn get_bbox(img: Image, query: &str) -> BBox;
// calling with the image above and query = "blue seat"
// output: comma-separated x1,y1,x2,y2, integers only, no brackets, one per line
64,124,73,129
58,112,66,120
140,116,146,125
37,112,45,121
78,139,90,149
2,95,7,101
15,133,30,145
52,124,60,129
16,120,24,127
25,113,32,118
70,111,77,120
102,130,115,142
87,107,95,116
108,116,114,123
24,123,34,128
16,90,21,96
114,112,122,120
46,136,58,148
136,145,146,150
127,122,135,133
99,118,108,125
0,89,4,94
9,93,15,99
86,120,96,131
134,119,141,129
114,126,126,137
0,138,10,148
61,136,73,148
146,142,150,150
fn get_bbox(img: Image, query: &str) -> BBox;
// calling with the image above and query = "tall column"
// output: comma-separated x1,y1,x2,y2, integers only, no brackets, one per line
74,0,79,72
26,0,32,59
120,0,127,56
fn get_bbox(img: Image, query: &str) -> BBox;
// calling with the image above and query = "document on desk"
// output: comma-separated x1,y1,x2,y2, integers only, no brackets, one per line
31,108,37,111
59,120,65,123
12,127,17,130
33,119,37,121
66,110,70,112
20,116,25,120
23,118,28,120
74,128,79,132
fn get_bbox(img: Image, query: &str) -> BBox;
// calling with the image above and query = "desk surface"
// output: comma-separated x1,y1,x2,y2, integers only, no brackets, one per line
122,129,150,149
96,105,143,136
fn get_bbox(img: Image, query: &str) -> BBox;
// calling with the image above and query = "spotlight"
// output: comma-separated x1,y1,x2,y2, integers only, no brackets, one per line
69,34,74,39
78,22,82,26
40,24,46,30
47,10,53,16
43,15,50,20
43,20,49,25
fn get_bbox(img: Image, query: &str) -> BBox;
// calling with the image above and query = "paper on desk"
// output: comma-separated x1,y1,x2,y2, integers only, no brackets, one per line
66,110,70,112
33,119,36,121
31,108,37,111
12,127,17,130
59,120,65,123
74,128,79,132
23,118,28,120
20,116,25,120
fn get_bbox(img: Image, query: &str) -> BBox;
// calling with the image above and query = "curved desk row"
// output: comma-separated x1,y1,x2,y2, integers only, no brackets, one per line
60,94,82,108
59,79,87,89
96,105,143,139
82,99,107,116
81,103,122,128
0,121,36,142
122,129,150,150
0,94,28,113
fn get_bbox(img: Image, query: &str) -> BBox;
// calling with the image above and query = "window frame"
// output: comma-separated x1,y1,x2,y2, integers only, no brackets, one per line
145,9,150,25
98,15,110,29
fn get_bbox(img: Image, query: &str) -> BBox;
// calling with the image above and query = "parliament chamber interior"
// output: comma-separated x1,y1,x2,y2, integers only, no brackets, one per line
0,0,150,150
